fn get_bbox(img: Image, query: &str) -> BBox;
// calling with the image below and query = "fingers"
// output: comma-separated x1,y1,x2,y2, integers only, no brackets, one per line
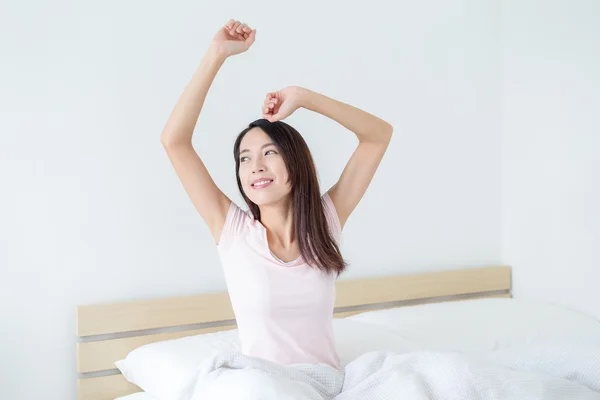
263,102,275,114
246,28,256,44
263,96,278,106
263,94,278,115
262,96,279,122
262,107,275,122
224,19,254,40
263,100,277,109
263,104,275,115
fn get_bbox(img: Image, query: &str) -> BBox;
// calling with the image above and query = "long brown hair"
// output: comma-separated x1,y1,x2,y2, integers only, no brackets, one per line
233,119,347,277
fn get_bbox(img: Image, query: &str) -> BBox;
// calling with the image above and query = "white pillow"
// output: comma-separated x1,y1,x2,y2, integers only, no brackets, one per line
114,319,416,400
345,297,600,352
115,328,240,400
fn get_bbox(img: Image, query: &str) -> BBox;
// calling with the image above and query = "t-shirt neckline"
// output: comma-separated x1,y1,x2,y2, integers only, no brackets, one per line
257,221,302,266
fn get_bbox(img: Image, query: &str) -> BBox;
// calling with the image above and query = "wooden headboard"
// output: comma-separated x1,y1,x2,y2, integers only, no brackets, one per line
76,265,511,399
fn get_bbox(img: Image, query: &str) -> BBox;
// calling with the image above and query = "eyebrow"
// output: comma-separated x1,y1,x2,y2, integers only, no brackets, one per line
239,142,276,155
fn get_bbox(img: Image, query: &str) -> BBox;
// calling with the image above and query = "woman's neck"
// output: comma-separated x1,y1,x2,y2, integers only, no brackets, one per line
259,198,295,248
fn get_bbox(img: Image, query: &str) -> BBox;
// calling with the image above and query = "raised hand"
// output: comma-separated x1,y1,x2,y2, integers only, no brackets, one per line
262,86,305,122
210,19,256,58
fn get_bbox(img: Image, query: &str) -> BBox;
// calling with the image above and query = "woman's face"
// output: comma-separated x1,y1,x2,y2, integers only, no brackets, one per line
238,128,291,206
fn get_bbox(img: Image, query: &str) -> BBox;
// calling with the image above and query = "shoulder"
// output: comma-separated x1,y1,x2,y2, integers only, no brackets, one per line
216,200,254,248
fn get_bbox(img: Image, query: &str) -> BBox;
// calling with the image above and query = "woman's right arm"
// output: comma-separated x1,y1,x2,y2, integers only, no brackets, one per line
160,20,256,244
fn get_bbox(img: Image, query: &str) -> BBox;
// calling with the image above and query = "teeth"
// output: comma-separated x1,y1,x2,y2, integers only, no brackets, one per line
253,180,272,186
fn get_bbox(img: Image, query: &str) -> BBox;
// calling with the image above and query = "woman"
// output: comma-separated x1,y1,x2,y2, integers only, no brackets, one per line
160,19,393,371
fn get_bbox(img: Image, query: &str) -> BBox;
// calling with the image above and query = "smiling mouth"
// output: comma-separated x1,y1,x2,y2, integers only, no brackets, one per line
251,179,273,189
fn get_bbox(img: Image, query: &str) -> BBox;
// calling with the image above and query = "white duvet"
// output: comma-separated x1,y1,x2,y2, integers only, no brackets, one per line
175,340,600,400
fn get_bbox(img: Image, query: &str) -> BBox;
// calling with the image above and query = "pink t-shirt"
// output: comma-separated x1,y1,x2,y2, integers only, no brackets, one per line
216,192,342,370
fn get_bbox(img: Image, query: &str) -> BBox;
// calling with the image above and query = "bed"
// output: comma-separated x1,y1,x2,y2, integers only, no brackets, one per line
75,265,600,400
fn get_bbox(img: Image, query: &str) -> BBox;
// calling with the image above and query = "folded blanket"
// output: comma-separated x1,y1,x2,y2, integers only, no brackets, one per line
177,351,344,400
177,341,600,400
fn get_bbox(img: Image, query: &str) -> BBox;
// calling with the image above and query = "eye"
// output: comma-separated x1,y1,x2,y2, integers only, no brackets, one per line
265,150,277,155
240,156,249,162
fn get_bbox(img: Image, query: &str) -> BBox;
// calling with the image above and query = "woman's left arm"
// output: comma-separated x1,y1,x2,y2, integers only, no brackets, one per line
262,85,393,230
298,87,393,230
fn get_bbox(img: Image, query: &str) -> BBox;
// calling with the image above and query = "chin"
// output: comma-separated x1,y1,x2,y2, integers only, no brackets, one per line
248,196,279,207
246,189,291,207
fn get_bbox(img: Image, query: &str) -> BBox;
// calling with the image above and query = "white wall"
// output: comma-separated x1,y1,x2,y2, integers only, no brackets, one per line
501,0,600,319
1,1,502,398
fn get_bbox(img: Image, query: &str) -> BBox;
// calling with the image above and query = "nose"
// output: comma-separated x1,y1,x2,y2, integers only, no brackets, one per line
251,161,266,175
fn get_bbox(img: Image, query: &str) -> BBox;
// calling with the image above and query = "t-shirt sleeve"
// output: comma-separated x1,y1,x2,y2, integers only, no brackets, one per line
217,200,249,249
321,191,342,246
